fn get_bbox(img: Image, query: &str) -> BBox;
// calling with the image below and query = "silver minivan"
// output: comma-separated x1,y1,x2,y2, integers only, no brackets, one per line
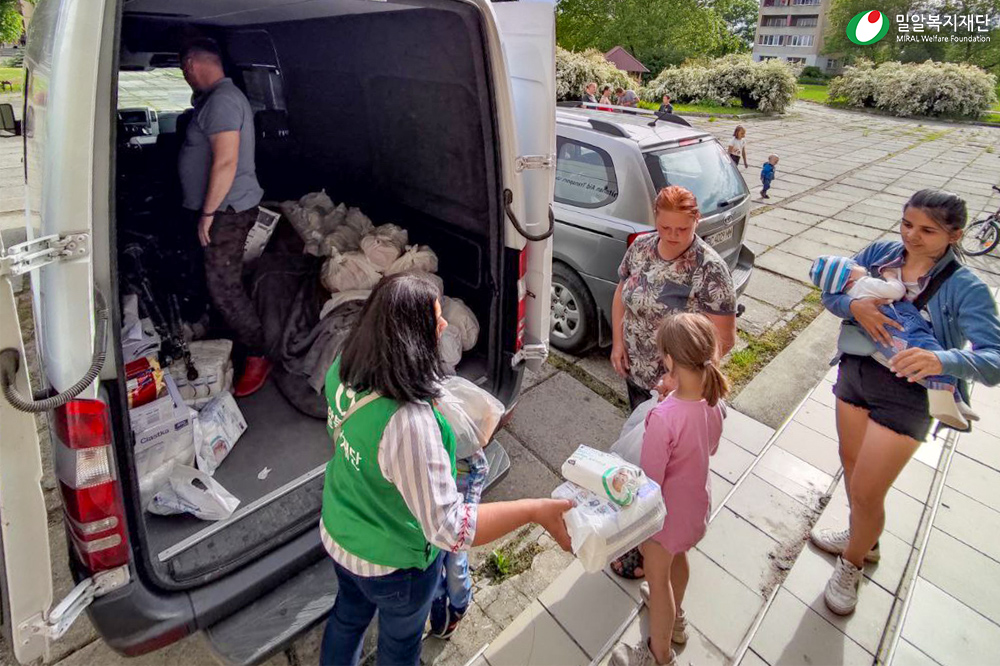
0,0,556,662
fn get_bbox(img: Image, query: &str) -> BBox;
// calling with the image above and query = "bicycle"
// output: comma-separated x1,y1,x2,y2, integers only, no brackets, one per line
961,184,1000,256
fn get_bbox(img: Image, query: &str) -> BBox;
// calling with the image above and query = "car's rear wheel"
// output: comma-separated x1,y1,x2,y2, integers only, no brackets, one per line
550,263,597,356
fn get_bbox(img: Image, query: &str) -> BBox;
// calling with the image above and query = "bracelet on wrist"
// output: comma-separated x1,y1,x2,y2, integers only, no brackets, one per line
201,211,216,218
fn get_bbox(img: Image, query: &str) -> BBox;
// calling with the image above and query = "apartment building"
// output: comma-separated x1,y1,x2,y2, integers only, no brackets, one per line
751,0,842,73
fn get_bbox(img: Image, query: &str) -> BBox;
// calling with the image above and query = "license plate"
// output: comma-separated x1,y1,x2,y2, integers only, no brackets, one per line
706,226,733,247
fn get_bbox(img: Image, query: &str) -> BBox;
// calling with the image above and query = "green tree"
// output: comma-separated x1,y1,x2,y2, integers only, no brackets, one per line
557,0,728,71
0,0,26,46
711,0,761,53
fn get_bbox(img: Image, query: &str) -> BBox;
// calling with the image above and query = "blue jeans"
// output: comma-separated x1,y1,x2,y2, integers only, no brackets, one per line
761,176,773,194
433,452,488,614
320,554,443,666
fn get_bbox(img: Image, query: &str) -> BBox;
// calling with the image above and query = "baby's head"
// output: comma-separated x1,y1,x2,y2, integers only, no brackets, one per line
768,154,779,165
809,255,859,294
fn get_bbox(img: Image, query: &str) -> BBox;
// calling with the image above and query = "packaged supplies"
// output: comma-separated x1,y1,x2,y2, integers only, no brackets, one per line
386,244,439,276
434,376,505,459
243,206,282,263
194,391,248,476
609,393,660,466
131,375,196,505
552,477,666,573
280,201,325,256
323,225,362,255
360,234,403,272
147,462,240,521
344,207,375,237
168,340,234,409
299,189,335,215
422,272,444,297
322,251,383,293
440,327,463,374
126,356,166,408
441,297,479,351
562,445,643,506
370,223,409,250
323,203,348,232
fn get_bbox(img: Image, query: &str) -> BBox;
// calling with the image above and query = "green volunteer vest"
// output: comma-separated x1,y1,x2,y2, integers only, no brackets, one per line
321,357,457,570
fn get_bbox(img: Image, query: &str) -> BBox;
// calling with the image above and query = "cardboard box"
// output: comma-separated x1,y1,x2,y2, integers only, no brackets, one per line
243,206,281,263
131,375,194,480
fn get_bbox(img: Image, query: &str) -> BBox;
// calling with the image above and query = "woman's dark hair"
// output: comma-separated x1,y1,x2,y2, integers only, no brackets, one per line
339,272,443,403
904,189,968,233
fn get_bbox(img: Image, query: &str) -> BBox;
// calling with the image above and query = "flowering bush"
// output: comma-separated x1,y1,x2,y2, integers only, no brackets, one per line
830,60,997,118
644,56,797,113
556,47,635,101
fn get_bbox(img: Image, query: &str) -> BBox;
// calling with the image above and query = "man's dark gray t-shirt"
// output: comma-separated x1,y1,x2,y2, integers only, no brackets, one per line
178,78,263,213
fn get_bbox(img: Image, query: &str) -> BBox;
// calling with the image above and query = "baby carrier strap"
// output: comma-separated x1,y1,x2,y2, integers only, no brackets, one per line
912,259,959,312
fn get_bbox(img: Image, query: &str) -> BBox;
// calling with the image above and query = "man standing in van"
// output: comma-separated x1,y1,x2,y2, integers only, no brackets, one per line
178,38,270,397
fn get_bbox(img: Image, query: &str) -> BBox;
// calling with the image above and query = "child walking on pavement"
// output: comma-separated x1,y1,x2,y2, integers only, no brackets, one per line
612,313,729,666
760,154,778,199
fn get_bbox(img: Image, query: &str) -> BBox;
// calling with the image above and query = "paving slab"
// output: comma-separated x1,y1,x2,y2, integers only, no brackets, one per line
684,549,763,657
781,236,856,262
750,588,872,666
737,296,783,335
751,214,813,237
791,398,840,442
483,601,588,666
864,530,913,596
944,453,1000,508
892,640,940,666
891,458,935,504
506,372,625,472
738,649,771,666
753,249,814,285
901,578,1000,666
722,409,775,456
697,508,778,595
573,352,627,401
711,438,758,483
745,225,790,249
781,544,895,655
934,486,1000,564
522,362,558,391
486,430,564,503
883,487,926,545
799,227,871,253
726,474,817,543
741,270,813,310
711,471,735,512
752,446,832,507
919,528,1000,626
772,420,842,476
759,207,824,226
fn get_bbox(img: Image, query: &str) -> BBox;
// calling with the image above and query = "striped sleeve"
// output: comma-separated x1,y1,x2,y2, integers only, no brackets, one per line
378,402,478,552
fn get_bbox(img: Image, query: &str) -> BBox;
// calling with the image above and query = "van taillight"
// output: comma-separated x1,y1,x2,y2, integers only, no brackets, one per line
516,249,528,352
53,399,129,572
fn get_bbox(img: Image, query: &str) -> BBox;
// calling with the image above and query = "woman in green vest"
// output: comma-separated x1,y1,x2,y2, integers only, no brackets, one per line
319,273,573,666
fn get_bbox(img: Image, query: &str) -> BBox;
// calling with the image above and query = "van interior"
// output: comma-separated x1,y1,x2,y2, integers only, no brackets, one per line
113,0,515,588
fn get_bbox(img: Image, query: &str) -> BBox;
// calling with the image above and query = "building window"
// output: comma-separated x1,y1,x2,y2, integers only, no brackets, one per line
761,16,788,26
792,15,818,26
762,0,789,7
826,59,839,70
787,57,807,64
791,0,820,5
787,34,814,47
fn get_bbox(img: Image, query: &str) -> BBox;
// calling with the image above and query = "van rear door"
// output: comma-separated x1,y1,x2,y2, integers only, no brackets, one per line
491,0,556,370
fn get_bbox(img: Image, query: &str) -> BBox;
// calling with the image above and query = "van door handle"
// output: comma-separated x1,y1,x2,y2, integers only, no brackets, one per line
503,189,554,242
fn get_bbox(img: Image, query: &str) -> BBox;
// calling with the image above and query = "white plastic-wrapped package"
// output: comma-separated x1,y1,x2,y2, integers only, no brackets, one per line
148,462,241,521
440,327,463,374
323,203,348,232
386,245,439,275
324,225,362,254
371,223,409,250
562,445,643,506
552,477,666,573
435,376,505,459
194,392,248,476
610,393,659,466
168,339,235,409
299,189,335,215
360,234,403,272
322,252,383,293
281,202,326,256
441,297,479,351
345,207,375,237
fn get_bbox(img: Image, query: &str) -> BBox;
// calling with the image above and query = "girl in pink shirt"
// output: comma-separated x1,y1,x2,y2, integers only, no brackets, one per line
612,313,728,666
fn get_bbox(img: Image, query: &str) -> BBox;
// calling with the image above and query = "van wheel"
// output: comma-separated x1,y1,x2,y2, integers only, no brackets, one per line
550,263,597,356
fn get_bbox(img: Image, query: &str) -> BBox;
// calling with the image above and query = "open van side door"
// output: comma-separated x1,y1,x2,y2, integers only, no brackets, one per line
490,0,556,371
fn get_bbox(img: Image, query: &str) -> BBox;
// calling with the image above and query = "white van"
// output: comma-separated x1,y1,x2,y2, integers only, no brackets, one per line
0,0,555,662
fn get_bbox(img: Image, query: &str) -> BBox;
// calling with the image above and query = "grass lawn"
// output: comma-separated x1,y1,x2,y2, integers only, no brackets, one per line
796,83,829,104
637,99,758,117
0,67,23,92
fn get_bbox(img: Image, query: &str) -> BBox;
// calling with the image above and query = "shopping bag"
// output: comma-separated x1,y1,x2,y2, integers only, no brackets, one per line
609,392,659,466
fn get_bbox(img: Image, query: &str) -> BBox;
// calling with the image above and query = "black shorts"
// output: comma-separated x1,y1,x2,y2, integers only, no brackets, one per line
833,354,932,441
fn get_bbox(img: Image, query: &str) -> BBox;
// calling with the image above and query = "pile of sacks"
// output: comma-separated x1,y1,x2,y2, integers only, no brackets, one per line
279,190,480,373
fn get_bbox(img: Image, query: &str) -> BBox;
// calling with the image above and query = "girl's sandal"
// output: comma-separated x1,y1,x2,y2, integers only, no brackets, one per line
610,547,645,580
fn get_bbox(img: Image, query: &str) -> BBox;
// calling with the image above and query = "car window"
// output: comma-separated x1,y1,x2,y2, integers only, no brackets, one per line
644,141,749,215
555,137,618,208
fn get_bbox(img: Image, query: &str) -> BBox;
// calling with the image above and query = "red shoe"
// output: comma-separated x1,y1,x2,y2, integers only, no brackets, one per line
233,356,271,397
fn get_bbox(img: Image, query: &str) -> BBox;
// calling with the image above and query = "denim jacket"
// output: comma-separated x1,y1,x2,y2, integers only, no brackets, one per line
822,240,1000,400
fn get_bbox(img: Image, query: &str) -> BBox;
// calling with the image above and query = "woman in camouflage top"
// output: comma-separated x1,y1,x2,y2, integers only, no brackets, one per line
612,186,738,411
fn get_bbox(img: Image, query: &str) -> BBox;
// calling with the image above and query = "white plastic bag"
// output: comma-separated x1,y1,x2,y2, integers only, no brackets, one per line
194,392,248,476
435,376,505,459
148,462,241,521
562,445,643,506
322,203,348,232
386,244,439,275
441,297,479,351
440,327,463,374
609,393,659,466
360,234,403,272
281,202,326,255
322,252,383,293
324,225,362,254
344,207,375,237
299,189,335,215
371,223,409,250
552,478,666,573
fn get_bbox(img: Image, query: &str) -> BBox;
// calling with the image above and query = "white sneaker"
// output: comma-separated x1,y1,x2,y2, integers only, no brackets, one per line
610,639,675,666
810,527,880,563
638,583,688,645
928,388,969,431
825,557,862,615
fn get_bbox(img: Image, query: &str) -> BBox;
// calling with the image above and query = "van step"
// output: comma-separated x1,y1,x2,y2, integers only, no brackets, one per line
204,556,337,666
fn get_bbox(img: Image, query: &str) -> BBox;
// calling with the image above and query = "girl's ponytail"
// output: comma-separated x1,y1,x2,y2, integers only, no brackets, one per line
701,360,730,408
656,313,731,406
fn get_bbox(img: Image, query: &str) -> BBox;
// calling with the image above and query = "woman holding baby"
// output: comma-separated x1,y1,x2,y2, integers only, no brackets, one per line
813,189,1000,616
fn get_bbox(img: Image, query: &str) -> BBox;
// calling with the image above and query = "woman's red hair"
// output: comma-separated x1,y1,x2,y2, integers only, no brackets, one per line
654,185,699,220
